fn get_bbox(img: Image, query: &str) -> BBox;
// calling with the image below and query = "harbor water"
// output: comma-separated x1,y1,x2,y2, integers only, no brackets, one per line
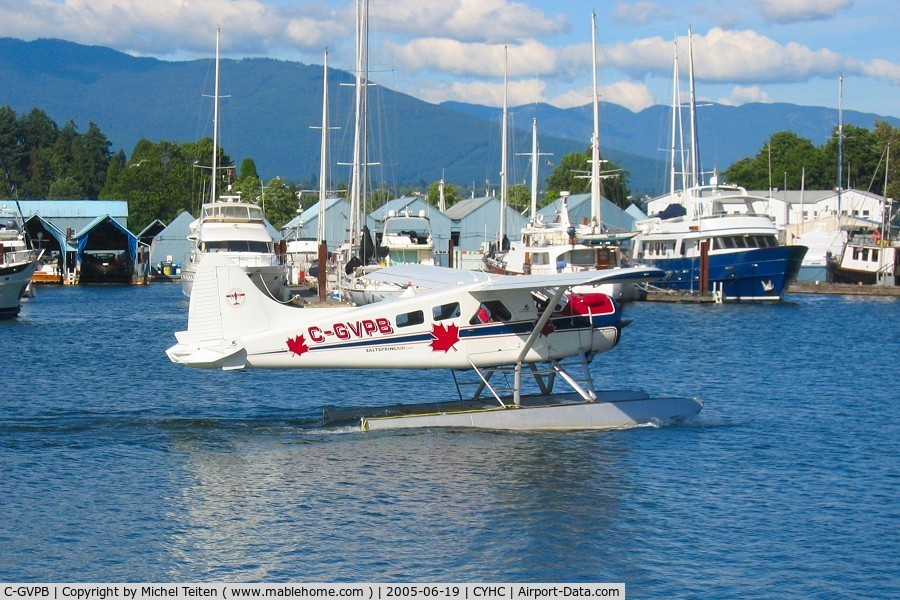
1,284,897,597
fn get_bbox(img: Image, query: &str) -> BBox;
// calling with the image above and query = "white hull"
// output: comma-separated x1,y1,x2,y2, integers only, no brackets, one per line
0,257,40,317
182,258,289,300
354,391,702,431
345,211,436,306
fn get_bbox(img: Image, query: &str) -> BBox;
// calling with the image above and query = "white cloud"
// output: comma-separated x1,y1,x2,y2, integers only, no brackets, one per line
863,59,900,85
547,81,656,113
718,85,773,106
610,1,671,25
406,78,547,108
371,0,566,43
383,38,575,80
754,0,853,23
604,28,889,85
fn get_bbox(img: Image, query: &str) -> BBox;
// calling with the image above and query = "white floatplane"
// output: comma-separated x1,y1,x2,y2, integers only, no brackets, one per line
166,255,702,431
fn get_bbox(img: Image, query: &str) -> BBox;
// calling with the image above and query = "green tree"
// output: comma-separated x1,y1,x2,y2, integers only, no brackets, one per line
77,122,112,198
873,121,900,204
426,180,461,208
507,183,530,213
0,106,23,198
48,175,84,199
821,124,881,191
102,139,197,231
19,109,59,198
723,131,825,190
544,149,631,208
239,158,259,181
261,177,297,228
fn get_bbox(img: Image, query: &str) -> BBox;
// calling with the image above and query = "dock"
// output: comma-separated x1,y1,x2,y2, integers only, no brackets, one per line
638,281,899,302
641,289,720,303
787,281,900,297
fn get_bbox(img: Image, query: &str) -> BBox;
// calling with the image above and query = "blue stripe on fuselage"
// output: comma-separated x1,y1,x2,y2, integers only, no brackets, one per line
284,312,620,355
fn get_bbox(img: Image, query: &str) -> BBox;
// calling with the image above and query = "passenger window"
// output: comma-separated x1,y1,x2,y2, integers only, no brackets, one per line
433,302,460,321
469,300,512,324
396,310,424,328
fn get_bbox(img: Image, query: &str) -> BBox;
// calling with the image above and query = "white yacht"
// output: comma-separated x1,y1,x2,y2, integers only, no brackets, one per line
0,203,42,318
346,209,436,305
181,198,289,300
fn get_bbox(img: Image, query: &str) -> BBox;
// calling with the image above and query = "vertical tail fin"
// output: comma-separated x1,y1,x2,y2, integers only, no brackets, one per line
167,254,275,369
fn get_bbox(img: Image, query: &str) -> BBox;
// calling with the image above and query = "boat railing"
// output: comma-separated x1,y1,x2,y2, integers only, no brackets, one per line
0,248,42,265
701,211,773,221
222,253,283,268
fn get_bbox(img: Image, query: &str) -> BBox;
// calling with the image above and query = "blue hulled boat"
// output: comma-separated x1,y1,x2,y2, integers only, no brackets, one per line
633,184,807,300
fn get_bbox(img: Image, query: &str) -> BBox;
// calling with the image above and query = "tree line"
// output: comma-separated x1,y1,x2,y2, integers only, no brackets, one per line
722,121,899,203
2,105,895,235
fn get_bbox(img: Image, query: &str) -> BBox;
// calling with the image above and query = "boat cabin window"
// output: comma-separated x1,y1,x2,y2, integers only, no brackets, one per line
646,240,676,257
201,241,272,253
469,300,512,325
202,205,264,222
388,249,419,264
531,252,549,265
712,235,778,250
568,249,595,266
433,302,460,321
396,310,424,328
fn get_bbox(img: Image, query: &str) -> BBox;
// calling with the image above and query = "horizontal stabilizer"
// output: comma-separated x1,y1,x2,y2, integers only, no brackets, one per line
165,340,246,370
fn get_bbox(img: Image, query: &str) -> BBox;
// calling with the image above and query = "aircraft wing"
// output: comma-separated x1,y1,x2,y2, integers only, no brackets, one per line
476,266,664,292
353,264,492,289
356,264,663,294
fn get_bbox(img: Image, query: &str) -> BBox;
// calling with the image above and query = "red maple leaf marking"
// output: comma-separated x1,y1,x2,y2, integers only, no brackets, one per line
538,319,556,337
430,323,459,352
286,334,310,357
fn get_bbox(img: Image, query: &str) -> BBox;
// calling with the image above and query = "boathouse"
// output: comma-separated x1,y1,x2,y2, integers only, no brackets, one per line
23,214,72,283
16,200,136,283
538,193,638,233
444,196,527,253
75,215,141,283
147,211,193,273
370,196,454,266
281,198,379,254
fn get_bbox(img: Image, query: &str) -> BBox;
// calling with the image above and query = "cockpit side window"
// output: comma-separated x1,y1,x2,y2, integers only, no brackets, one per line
469,299,512,324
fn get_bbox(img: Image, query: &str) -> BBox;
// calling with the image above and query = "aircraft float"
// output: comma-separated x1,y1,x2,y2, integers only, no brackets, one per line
167,254,702,431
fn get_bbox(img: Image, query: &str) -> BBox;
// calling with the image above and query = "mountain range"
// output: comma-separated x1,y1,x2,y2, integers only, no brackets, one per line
2,37,898,197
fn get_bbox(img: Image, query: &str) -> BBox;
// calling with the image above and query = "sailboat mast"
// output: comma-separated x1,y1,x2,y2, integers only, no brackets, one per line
669,40,679,198
883,144,890,238
687,27,700,189
360,0,370,246
211,27,220,204
317,48,330,303
590,11,601,229
318,48,329,246
349,0,367,258
837,74,844,215
530,118,539,224
499,45,508,246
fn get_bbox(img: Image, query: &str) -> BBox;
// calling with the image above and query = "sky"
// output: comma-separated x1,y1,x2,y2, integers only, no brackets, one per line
1,0,898,117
